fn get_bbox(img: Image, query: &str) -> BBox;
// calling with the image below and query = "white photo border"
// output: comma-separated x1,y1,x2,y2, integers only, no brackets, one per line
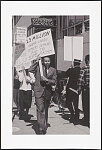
1,1,101,149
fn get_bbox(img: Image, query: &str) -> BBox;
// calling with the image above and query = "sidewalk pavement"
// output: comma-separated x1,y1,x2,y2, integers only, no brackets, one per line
12,101,90,135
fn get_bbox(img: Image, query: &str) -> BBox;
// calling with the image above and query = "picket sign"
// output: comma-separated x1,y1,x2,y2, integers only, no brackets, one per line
15,28,55,72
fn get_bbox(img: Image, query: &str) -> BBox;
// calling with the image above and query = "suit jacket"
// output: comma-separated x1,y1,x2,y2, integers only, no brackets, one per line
28,63,57,99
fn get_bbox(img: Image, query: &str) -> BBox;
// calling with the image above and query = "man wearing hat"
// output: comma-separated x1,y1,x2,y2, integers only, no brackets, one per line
65,59,81,124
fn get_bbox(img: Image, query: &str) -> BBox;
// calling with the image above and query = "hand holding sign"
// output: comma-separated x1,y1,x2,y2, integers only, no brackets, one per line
41,76,48,82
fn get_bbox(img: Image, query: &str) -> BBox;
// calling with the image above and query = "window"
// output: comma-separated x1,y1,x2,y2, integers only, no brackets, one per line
75,16,83,24
63,29,67,36
75,23,82,34
32,26,35,34
84,16,89,21
68,27,74,36
84,20,89,31
63,16,67,28
69,16,75,27
14,16,22,26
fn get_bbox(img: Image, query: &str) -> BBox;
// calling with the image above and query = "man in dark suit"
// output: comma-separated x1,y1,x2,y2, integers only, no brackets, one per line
28,56,57,134
66,59,81,124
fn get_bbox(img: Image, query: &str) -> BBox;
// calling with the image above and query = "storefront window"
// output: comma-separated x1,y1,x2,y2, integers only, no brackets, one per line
75,23,82,34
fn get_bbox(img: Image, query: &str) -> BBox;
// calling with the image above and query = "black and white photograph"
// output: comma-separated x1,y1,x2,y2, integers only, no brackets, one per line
1,1,101,149
12,15,90,135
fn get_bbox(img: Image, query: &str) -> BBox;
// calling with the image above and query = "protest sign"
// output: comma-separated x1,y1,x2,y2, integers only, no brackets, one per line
25,28,55,60
15,28,55,70
15,47,32,71
64,36,83,61
15,48,31,71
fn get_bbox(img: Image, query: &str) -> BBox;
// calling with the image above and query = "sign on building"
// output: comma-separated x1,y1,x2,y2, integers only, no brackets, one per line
31,18,53,27
15,27,27,43
64,36,83,61
15,28,55,70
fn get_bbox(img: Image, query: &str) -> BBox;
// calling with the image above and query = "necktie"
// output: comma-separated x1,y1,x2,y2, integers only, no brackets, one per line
45,67,47,77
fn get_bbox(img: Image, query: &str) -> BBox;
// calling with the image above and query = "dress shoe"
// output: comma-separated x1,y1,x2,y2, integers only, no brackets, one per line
73,119,80,125
69,114,75,123
38,130,44,134
38,130,46,135
19,116,24,120
47,123,51,127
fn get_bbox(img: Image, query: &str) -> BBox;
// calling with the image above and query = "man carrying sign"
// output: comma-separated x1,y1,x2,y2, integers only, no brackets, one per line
28,56,57,134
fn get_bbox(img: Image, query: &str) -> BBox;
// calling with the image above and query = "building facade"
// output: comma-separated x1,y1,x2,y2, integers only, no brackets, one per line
56,16,89,71
13,15,90,71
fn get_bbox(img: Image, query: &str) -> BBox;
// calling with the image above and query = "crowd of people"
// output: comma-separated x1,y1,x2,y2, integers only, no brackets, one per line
13,54,90,134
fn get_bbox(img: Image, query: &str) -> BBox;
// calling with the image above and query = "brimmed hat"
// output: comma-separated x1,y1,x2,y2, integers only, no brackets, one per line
74,59,81,63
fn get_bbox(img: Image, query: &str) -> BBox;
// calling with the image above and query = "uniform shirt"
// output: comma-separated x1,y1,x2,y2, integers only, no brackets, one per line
18,71,35,91
78,64,90,89
66,66,81,90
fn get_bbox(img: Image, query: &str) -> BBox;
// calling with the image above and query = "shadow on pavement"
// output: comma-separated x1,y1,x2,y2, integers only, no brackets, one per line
55,109,90,128
55,110,71,121
24,119,39,134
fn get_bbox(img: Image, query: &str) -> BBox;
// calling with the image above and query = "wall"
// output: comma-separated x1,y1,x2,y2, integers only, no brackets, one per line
57,31,90,71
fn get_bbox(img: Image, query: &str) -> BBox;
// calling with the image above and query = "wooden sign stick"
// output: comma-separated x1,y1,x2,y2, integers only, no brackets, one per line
38,59,43,77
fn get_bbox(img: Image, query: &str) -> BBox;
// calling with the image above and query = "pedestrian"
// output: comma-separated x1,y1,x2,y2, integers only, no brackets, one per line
78,54,90,127
65,59,81,124
28,56,57,134
13,67,20,113
18,66,35,121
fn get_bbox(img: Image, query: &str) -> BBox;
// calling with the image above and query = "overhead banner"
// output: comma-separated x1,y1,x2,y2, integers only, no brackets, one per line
15,28,55,70
64,36,83,61
15,27,27,43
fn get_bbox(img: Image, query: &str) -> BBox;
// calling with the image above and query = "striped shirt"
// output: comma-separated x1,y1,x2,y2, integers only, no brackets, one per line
78,65,90,88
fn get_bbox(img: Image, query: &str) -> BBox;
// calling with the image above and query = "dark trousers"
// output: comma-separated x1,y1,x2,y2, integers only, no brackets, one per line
19,90,32,116
82,88,90,123
66,89,79,119
35,96,46,131
45,97,50,124
35,94,50,131
13,88,19,109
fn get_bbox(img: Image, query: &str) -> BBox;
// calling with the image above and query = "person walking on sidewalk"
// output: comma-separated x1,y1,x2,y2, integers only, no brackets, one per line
13,67,20,113
18,66,35,121
28,57,57,134
65,59,81,124
78,54,90,127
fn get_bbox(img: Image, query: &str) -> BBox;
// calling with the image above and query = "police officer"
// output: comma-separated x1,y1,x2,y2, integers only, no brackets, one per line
66,59,81,124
